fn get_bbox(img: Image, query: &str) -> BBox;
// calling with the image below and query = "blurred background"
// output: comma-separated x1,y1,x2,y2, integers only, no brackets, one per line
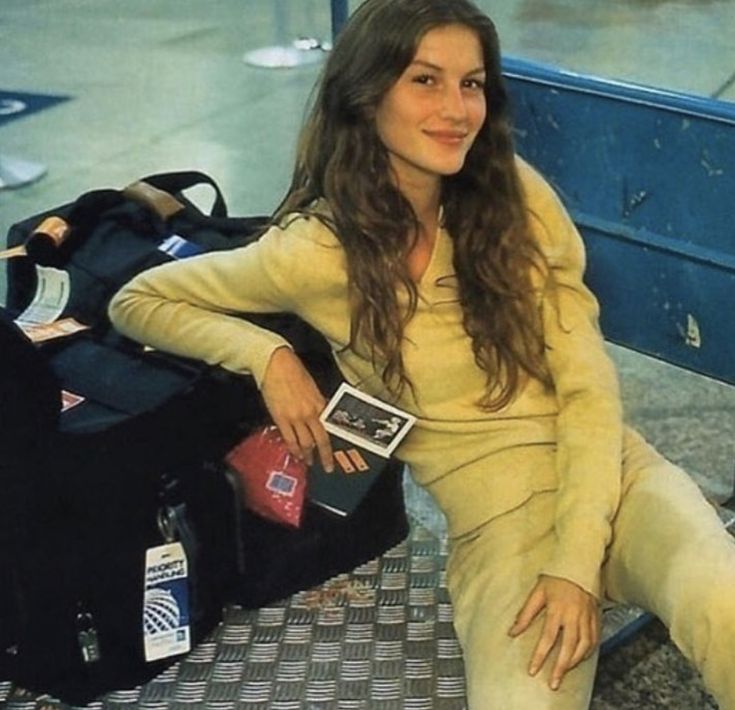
2,0,734,240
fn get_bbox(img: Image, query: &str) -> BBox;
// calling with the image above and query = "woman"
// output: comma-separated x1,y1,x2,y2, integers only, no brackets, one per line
109,0,735,706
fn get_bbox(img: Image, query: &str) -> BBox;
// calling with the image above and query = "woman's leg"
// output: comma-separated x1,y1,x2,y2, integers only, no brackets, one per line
603,427,735,709
447,492,598,709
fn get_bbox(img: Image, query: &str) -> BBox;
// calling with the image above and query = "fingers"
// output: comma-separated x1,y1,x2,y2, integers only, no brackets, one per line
529,614,596,691
510,576,600,692
275,412,333,471
261,347,334,471
550,623,581,690
528,613,561,680
292,419,332,470
549,614,598,690
585,609,600,660
509,586,545,637
311,422,334,472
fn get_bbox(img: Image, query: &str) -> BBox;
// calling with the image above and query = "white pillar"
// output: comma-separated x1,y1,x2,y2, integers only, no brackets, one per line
243,0,327,69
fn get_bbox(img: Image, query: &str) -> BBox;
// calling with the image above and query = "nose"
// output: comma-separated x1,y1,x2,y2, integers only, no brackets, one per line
440,84,468,122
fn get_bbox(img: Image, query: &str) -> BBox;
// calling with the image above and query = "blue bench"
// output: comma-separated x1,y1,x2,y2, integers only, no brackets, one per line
503,56,735,386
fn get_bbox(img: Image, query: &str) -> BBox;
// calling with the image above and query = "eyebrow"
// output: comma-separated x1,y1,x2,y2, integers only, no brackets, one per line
410,59,486,76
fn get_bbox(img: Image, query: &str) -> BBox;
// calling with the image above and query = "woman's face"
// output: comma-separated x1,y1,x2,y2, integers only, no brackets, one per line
374,23,487,193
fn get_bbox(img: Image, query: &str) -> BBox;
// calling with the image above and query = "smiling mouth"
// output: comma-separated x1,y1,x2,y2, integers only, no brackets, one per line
424,130,468,145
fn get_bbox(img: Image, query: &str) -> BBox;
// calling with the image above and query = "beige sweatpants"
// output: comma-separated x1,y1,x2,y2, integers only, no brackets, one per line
446,428,735,709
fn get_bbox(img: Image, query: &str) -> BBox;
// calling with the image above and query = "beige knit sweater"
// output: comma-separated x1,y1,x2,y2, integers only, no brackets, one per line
109,159,624,598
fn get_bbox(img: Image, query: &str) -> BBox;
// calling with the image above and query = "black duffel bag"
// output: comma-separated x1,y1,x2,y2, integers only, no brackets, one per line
2,171,409,704
0,308,249,702
5,170,265,328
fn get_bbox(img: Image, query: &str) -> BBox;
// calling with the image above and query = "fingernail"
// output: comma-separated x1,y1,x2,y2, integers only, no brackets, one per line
528,665,537,676
551,679,560,691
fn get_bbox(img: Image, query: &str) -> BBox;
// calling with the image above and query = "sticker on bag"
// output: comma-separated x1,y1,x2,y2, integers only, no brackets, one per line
15,265,70,325
143,542,191,662
158,234,205,260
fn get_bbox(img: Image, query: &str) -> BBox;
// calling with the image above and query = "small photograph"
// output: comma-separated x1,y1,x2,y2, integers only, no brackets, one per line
321,383,416,457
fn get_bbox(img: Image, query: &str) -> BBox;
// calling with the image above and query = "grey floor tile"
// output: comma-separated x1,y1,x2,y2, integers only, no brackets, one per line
610,344,735,500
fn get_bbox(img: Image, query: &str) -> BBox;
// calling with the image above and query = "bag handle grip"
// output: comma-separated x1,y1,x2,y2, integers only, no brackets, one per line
137,171,229,218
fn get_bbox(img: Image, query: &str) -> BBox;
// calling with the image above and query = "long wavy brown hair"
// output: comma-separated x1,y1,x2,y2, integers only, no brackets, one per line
273,0,552,410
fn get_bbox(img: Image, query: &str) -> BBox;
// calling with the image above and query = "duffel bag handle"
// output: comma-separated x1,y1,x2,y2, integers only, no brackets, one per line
137,171,229,219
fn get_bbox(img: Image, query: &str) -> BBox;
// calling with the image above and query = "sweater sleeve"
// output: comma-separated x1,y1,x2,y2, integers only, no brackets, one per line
108,216,339,388
524,166,624,599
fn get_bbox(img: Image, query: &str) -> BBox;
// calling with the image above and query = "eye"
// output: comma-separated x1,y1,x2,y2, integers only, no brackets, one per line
463,77,486,91
412,74,436,86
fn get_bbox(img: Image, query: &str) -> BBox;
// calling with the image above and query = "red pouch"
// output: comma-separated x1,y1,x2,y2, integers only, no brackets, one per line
225,425,307,528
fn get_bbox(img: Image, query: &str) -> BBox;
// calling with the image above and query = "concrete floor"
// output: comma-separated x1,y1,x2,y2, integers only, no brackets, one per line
2,0,734,707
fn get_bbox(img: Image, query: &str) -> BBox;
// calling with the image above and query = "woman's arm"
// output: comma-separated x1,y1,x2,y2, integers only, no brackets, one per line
528,174,624,599
108,217,341,467
110,226,296,385
508,162,622,689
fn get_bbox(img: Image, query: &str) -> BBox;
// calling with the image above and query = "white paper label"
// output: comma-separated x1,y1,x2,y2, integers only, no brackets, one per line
143,542,191,662
16,266,70,325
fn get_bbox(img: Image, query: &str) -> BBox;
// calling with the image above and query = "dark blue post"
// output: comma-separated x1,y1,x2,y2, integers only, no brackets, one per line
331,0,349,40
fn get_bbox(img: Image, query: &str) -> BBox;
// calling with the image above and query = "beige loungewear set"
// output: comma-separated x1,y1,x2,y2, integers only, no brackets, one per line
110,160,735,708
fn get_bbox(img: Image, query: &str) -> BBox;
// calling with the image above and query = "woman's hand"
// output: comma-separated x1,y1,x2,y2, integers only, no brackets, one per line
508,574,600,691
260,346,333,471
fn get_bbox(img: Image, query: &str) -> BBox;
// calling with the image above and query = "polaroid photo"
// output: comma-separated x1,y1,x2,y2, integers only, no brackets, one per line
320,382,416,458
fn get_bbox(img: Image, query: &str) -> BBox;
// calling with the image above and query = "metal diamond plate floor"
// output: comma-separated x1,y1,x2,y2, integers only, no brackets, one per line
4,510,733,710
1,523,466,710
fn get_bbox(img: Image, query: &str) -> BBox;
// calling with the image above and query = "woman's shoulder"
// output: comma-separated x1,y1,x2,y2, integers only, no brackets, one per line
514,155,561,212
514,155,579,262
253,205,346,289
268,205,342,250
257,205,343,262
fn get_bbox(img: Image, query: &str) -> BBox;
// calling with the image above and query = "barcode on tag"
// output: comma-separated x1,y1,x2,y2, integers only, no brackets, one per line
266,471,297,497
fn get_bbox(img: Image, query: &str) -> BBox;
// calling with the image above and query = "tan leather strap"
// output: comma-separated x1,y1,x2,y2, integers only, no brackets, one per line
122,180,185,220
0,245,27,260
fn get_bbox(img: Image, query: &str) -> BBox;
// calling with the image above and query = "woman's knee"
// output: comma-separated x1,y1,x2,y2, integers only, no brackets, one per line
462,634,597,710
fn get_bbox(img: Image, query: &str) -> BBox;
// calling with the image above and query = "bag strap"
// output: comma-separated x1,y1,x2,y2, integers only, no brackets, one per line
137,171,229,218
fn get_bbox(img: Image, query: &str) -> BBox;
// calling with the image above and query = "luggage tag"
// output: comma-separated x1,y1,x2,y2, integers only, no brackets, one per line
142,540,191,662
15,266,70,326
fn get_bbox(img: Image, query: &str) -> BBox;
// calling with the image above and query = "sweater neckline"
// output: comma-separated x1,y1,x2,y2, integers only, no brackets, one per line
415,226,459,306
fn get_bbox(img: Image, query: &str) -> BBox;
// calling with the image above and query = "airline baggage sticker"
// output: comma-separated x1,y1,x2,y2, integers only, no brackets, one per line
143,542,191,662
16,266,70,325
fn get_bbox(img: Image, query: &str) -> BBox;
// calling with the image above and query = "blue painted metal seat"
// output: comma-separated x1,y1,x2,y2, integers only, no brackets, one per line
503,56,735,386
